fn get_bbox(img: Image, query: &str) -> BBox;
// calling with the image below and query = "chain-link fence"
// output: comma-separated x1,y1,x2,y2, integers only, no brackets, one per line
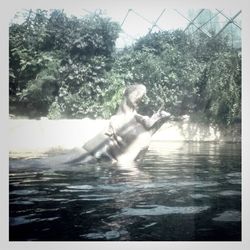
117,9,241,49
12,8,241,49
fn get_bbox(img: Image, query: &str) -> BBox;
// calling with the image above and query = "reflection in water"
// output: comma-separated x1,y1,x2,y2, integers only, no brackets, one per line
9,142,241,241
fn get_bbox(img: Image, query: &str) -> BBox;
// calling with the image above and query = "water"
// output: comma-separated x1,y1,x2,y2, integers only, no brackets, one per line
9,141,241,241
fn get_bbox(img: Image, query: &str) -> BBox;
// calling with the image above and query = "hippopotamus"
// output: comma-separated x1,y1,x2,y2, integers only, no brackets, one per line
10,84,171,169
66,84,171,165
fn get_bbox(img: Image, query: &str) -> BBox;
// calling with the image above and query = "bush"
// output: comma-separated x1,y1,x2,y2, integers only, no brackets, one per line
112,31,241,126
9,10,241,127
9,9,121,118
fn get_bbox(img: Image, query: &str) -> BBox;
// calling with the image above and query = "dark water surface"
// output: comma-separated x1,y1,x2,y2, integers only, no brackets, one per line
9,142,241,241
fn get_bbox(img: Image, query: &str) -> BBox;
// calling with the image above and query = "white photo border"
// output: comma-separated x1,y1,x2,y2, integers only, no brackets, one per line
1,0,249,250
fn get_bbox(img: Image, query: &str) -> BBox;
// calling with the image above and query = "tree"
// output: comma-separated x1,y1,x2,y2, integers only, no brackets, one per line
9,9,121,118
108,30,241,127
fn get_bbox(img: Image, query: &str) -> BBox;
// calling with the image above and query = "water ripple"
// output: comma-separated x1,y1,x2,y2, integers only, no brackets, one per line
121,205,210,216
213,211,241,222
10,215,60,226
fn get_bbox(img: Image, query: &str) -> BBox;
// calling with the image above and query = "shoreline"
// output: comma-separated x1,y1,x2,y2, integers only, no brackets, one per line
9,118,241,156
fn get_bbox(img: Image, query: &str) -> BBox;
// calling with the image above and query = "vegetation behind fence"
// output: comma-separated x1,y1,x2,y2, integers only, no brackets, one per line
9,9,241,128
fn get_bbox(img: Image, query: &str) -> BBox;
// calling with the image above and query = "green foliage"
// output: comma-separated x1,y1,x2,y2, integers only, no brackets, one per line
111,31,241,126
109,32,203,116
100,71,126,118
9,9,121,118
9,9,241,127
201,52,241,126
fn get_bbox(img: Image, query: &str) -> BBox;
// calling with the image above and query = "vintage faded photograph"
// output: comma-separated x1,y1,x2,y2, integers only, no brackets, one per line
9,4,241,241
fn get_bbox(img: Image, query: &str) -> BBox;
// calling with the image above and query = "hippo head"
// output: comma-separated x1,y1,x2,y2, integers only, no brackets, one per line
124,84,147,110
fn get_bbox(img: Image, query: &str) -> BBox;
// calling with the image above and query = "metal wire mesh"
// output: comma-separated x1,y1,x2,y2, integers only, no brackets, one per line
118,9,241,49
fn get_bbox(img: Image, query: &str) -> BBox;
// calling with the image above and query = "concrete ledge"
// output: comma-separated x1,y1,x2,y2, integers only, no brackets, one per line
9,119,241,155
9,118,108,154
154,122,241,142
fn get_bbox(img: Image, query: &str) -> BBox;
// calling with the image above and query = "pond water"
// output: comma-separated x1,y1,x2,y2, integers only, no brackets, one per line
9,141,241,241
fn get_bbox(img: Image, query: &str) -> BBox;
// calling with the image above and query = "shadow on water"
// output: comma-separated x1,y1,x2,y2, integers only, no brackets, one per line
9,141,241,241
